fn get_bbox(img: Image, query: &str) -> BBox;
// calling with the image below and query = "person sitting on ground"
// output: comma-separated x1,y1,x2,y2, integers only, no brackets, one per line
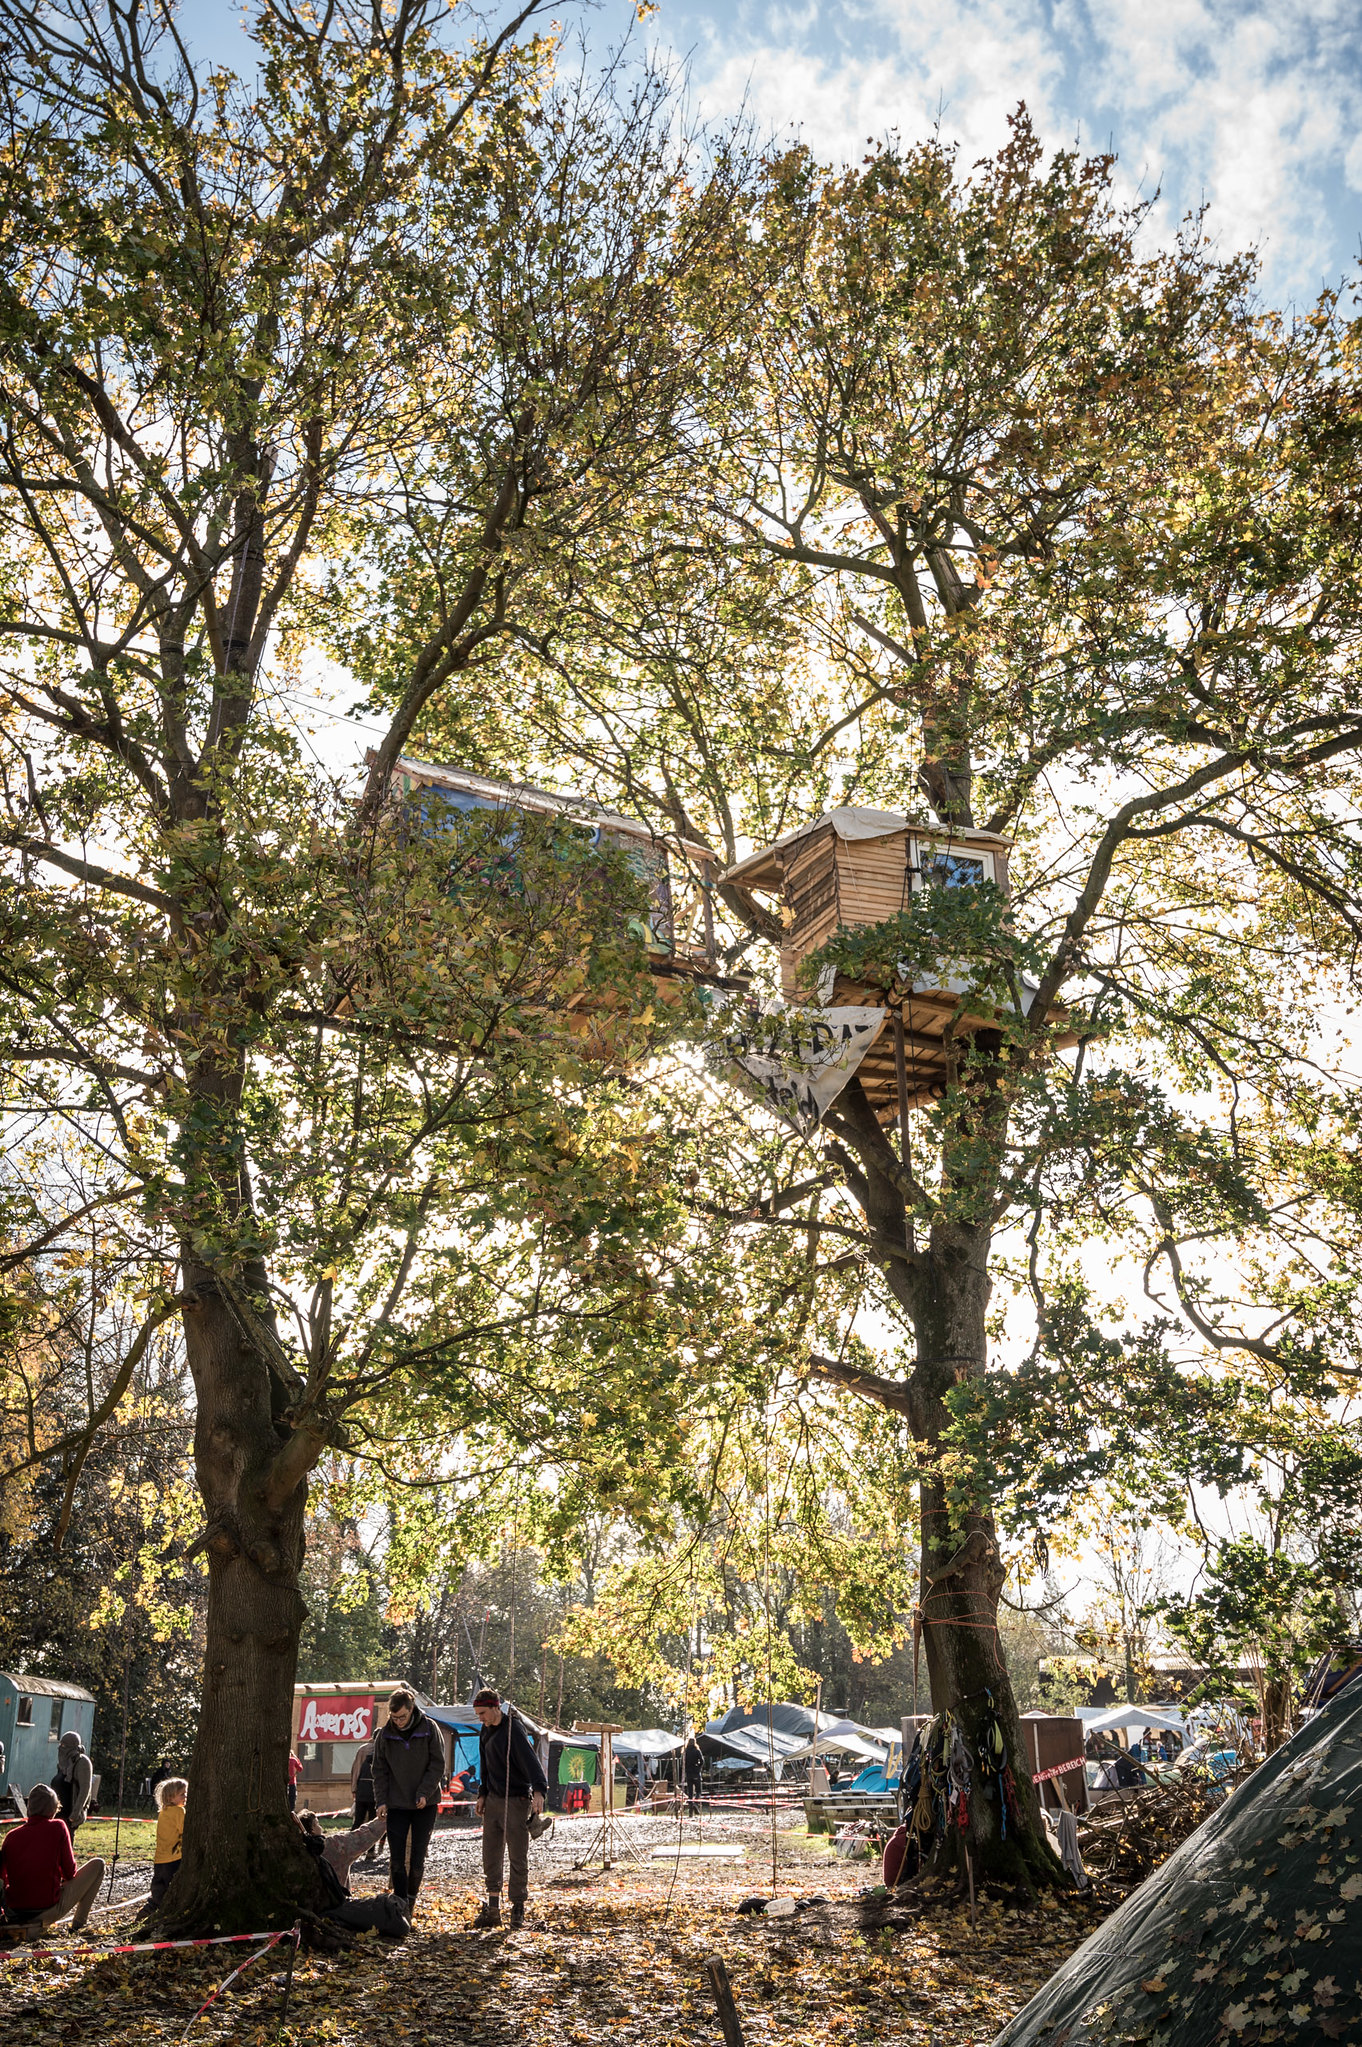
295,1807,389,1891
53,1732,93,1841
294,1811,410,1938
148,1776,188,1910
472,1687,548,1931
0,1782,106,1936
370,1687,444,1912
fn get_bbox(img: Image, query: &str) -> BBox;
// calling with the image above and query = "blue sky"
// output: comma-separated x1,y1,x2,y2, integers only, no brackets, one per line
179,0,1361,309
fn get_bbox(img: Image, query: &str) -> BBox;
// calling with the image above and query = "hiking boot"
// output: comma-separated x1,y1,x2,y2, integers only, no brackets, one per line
472,1898,502,1929
509,1902,526,1930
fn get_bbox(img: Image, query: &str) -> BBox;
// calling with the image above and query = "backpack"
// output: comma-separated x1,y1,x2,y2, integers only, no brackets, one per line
331,1892,411,1939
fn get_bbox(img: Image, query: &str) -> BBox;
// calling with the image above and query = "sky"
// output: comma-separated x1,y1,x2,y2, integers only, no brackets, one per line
173,0,1362,312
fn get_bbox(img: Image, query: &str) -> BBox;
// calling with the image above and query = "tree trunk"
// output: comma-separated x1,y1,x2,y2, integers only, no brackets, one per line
1261,1673,1293,1753
167,1262,317,1928
903,1222,1066,1895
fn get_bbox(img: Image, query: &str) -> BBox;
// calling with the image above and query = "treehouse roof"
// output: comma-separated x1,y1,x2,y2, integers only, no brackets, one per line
723,806,1011,893
393,756,715,867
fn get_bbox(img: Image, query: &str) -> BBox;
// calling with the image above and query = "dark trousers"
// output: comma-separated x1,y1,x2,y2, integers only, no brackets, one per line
685,1774,702,1813
353,1797,379,1857
386,1805,436,1902
150,1861,179,1909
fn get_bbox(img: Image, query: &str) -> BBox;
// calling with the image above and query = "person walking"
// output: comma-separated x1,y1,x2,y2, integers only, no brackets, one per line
0,1783,105,1934
351,1737,381,1862
471,1688,547,1930
682,1729,704,1815
53,1732,93,1841
371,1688,444,1911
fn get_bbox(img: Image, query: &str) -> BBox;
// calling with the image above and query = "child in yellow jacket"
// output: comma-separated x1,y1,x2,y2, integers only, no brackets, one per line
150,1777,187,1910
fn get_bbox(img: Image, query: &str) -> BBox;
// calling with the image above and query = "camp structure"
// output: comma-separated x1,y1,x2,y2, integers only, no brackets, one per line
292,1679,408,1814
386,756,747,1008
0,1675,96,1809
721,806,1072,1130
993,1673,1362,2045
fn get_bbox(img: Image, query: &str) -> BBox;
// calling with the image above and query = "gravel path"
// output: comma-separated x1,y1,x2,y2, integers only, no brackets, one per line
356,1806,784,1892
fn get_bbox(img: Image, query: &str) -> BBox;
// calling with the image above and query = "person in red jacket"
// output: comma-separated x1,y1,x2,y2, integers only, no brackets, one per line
0,1783,106,1934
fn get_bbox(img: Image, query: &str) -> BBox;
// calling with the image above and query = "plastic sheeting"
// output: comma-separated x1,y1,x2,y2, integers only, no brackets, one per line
1080,1706,1189,1737
614,1728,684,1757
992,1677,1362,2045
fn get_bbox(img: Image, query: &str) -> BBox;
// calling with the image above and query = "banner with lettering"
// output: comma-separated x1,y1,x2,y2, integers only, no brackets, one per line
298,1695,374,1743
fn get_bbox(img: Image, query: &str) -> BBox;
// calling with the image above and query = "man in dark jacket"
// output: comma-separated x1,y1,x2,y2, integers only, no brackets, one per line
371,1689,445,1909
472,1688,547,1929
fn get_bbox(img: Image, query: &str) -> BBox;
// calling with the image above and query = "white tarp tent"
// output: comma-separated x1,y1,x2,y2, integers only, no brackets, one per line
784,1731,886,1764
614,1728,683,1757
1082,1705,1189,1736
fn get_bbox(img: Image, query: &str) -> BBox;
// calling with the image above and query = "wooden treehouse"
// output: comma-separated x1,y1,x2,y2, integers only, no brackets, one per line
390,756,748,1013
722,806,1068,1124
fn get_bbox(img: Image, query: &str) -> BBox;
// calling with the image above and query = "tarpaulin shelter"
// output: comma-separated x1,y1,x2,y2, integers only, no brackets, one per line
1079,1706,1189,1737
422,1700,487,1784
701,1708,814,1779
783,1726,889,1764
708,1703,822,1737
992,1672,1362,2045
614,1729,684,1758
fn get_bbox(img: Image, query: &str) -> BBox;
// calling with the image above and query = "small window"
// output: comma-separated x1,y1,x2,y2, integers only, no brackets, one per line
913,844,991,891
49,1700,63,1738
15,1697,32,1727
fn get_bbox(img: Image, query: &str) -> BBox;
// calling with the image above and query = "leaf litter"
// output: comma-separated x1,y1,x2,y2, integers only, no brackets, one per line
0,1816,1116,2047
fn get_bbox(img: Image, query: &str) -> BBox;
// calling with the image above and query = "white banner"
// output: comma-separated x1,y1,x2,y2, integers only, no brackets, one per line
717,1006,888,1134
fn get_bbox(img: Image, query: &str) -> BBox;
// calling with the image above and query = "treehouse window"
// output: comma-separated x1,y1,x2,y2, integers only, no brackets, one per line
914,846,991,890
49,1700,63,1739
15,1696,32,1727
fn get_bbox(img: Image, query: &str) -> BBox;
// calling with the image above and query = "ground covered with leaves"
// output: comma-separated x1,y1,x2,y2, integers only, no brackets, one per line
0,1811,1114,2046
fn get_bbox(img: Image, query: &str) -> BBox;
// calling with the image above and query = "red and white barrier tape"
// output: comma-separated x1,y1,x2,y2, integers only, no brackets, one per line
1031,1756,1086,1785
2,1926,298,1966
180,1924,298,2040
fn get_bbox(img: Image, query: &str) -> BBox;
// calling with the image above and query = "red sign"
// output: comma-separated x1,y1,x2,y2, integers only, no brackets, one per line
298,1694,373,1743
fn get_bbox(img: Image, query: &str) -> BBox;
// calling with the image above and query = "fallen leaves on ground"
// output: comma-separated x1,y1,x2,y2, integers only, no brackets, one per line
0,1825,1112,2047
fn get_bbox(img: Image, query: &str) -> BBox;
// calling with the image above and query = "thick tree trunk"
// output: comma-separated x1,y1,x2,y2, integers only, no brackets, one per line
168,1263,318,1929
902,1222,1067,1895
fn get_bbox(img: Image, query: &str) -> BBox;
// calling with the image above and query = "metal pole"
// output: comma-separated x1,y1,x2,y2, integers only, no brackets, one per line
279,1925,299,2026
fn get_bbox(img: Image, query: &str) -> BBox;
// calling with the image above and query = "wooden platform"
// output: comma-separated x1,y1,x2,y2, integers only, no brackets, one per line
804,1794,897,1833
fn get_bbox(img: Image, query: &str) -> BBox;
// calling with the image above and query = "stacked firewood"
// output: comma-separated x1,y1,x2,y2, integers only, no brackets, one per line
1076,1773,1230,1884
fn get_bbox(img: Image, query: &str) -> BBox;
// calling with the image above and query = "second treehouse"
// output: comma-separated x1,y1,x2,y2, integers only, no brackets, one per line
720,806,1073,1131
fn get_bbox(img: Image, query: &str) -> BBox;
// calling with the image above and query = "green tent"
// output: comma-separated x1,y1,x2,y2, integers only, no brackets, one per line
994,1680,1362,2045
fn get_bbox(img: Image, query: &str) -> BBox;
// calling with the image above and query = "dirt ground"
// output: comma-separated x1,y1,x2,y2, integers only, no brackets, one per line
0,1809,1112,2045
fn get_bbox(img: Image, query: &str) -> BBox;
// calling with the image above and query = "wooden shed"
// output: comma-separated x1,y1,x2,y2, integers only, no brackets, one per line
389,756,748,1006
722,807,1060,1120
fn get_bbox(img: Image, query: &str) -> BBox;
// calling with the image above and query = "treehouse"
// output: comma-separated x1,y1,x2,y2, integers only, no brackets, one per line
389,755,748,1012
721,806,1069,1127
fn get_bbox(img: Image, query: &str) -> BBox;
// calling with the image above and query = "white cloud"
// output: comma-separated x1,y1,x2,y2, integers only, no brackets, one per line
653,0,1362,303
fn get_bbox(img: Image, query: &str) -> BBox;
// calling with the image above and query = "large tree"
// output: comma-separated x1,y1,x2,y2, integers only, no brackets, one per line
405,121,1362,1889
0,0,748,1926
